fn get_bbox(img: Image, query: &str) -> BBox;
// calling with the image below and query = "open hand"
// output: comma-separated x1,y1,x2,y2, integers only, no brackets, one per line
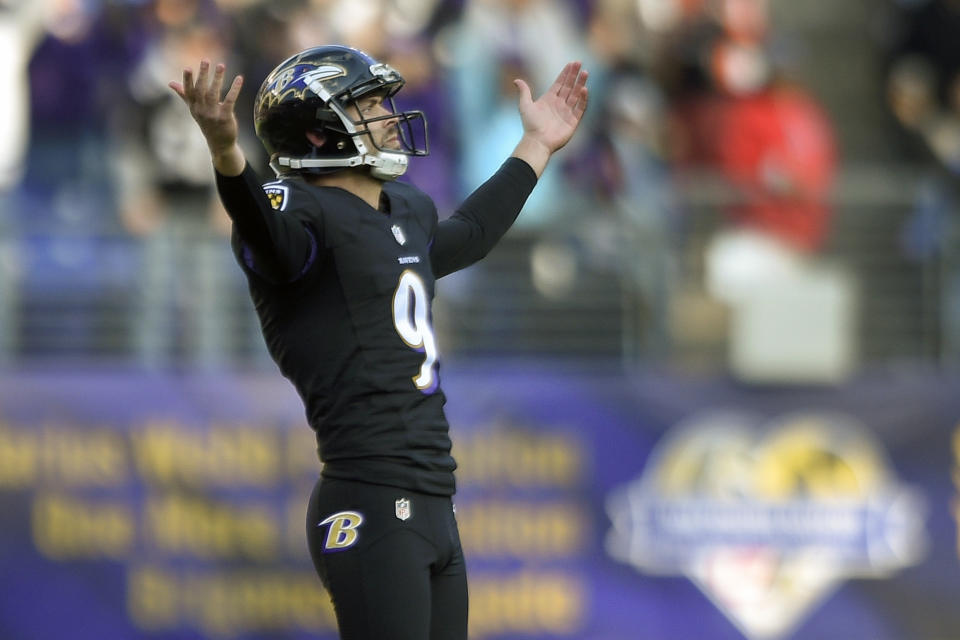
514,62,589,154
169,60,245,171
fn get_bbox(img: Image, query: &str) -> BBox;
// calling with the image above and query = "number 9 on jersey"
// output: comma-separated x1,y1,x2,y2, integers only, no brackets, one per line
392,270,439,392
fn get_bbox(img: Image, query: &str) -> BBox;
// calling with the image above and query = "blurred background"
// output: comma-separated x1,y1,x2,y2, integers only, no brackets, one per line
1,0,960,639
1,0,959,376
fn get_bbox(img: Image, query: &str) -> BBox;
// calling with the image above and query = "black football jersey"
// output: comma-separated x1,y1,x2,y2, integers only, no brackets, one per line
217,159,537,496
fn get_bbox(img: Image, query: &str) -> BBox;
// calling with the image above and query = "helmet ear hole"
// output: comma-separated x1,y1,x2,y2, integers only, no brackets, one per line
315,109,340,124
310,128,355,157
305,130,327,148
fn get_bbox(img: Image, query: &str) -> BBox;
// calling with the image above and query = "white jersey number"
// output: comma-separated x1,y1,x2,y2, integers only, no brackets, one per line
392,270,439,391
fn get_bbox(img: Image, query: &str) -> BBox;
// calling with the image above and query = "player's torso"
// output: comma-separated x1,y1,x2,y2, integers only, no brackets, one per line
250,179,455,494
317,184,440,393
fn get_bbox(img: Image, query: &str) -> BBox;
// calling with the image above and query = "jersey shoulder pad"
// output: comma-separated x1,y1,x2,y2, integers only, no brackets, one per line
261,179,294,212
262,177,317,214
386,179,429,202
386,180,437,226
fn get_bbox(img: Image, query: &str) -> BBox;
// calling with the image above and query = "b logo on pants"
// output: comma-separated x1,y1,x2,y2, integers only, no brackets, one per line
318,511,363,552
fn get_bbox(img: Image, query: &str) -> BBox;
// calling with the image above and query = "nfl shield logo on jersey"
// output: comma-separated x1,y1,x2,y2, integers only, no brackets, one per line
391,224,407,246
395,498,412,521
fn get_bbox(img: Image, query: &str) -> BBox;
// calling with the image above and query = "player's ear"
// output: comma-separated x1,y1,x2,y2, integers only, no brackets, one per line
306,130,327,148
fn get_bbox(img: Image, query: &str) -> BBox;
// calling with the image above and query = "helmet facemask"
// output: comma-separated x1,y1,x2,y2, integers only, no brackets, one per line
261,54,429,180
321,79,429,180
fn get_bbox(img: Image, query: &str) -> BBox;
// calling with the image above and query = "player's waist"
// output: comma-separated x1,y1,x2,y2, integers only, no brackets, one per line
321,455,457,496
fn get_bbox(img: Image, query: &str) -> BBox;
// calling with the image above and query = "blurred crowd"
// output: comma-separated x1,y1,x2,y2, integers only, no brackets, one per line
880,0,960,364
0,0,957,375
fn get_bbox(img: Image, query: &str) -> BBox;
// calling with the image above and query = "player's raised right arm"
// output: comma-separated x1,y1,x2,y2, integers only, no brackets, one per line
169,59,246,176
169,59,318,284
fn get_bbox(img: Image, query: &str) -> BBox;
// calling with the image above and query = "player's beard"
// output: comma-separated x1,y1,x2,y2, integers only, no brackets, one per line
375,122,402,151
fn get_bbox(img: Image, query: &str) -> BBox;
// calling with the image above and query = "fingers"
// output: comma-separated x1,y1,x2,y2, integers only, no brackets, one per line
180,66,195,101
567,69,588,113
222,74,244,109
210,63,226,103
547,62,573,98
558,62,582,102
196,59,210,101
572,82,588,119
210,63,243,107
172,60,241,108
168,81,185,99
513,78,533,109
542,62,587,115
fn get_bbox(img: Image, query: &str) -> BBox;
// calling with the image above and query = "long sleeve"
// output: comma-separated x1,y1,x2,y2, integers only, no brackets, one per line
216,163,319,283
430,157,537,278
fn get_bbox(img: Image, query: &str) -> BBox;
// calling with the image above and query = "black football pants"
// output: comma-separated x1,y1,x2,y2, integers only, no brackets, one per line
306,478,468,640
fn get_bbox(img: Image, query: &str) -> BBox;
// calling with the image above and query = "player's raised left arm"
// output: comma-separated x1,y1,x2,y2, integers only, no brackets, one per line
510,61,589,178
430,62,588,278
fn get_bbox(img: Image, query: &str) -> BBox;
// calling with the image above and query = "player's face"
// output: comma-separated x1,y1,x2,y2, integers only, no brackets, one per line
354,93,401,151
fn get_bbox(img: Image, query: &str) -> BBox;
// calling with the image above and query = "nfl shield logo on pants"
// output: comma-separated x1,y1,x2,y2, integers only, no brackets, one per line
395,498,412,521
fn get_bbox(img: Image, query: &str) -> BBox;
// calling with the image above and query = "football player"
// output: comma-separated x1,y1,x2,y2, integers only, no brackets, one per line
169,45,588,640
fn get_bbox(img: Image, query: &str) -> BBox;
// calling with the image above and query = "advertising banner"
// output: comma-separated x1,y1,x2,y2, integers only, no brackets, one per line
0,365,957,639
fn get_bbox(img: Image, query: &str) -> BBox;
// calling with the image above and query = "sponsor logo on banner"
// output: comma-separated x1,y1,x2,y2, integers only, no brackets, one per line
606,411,928,640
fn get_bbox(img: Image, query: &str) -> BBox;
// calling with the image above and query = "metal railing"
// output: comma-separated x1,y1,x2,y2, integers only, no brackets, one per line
0,165,951,375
